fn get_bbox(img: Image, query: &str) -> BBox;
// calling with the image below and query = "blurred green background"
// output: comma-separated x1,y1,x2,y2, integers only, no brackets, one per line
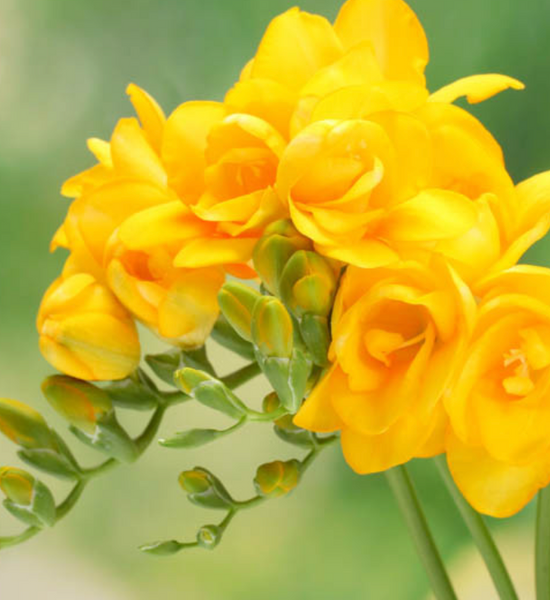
0,0,549,598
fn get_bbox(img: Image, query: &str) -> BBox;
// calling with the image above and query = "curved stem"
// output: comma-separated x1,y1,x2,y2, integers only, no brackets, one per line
56,480,88,520
536,485,550,600
134,403,168,455
220,362,261,390
386,465,458,600
434,456,518,600
0,526,40,549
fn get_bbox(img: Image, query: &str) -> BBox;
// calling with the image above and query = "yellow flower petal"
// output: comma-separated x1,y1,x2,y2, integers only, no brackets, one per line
162,101,226,201
117,201,213,250
174,237,257,269
251,7,343,91
382,189,477,242
334,0,428,83
110,118,166,187
429,74,525,105
126,83,166,153
446,433,550,518
293,365,344,432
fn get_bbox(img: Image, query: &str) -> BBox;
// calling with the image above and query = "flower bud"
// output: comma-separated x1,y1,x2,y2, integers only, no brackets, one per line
279,250,337,319
0,467,56,528
252,219,312,295
262,392,282,415
217,282,261,341
0,398,56,450
37,273,141,381
179,468,234,510
197,524,222,550
211,315,256,361
174,368,246,419
254,460,301,498
41,375,112,435
0,467,34,505
279,250,338,366
251,297,293,359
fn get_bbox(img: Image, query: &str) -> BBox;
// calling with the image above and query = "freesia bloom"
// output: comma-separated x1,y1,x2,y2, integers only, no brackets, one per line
228,0,522,139
295,259,476,473
37,273,140,381
445,266,550,517
277,98,550,286
106,207,225,347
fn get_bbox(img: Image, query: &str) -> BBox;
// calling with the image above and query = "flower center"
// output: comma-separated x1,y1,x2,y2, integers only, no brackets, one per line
364,328,426,367
501,327,550,397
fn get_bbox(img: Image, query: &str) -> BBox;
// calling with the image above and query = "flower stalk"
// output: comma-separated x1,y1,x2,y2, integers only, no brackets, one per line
536,485,550,600
385,465,458,600
434,456,518,600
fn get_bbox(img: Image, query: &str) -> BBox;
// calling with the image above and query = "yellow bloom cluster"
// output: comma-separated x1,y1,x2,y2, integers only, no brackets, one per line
38,0,550,517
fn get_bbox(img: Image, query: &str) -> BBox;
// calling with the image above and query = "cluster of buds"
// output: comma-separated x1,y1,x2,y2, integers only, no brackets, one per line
219,220,339,413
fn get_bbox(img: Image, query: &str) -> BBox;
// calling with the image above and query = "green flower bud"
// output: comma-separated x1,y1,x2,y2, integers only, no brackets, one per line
178,468,234,510
279,250,337,319
262,392,281,415
0,467,56,528
174,368,247,419
42,375,112,434
273,415,316,448
252,219,312,295
211,315,256,361
197,524,222,550
0,398,56,450
254,460,301,498
218,282,261,342
0,467,34,505
251,297,293,359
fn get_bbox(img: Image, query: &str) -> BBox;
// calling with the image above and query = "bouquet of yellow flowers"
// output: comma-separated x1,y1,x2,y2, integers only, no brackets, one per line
3,1,550,598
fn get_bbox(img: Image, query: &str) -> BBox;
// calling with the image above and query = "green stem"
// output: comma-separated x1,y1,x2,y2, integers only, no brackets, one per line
386,465,458,600
134,403,168,455
56,480,88,520
536,485,550,600
220,362,261,390
434,456,518,600
0,526,40,549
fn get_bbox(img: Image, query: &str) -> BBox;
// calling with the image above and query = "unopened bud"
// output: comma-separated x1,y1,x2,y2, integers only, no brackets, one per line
218,282,261,342
252,219,311,295
279,250,337,319
262,392,281,415
251,297,293,359
0,467,56,528
254,460,301,498
197,524,222,550
174,368,246,419
178,467,234,510
42,375,112,434
0,398,56,450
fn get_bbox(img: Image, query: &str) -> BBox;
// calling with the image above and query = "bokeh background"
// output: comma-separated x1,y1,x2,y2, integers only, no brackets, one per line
1,0,549,598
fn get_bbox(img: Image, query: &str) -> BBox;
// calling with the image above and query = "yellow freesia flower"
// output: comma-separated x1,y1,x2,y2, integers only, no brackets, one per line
105,205,225,347
295,259,476,473
228,0,522,138
37,273,140,381
445,266,550,517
